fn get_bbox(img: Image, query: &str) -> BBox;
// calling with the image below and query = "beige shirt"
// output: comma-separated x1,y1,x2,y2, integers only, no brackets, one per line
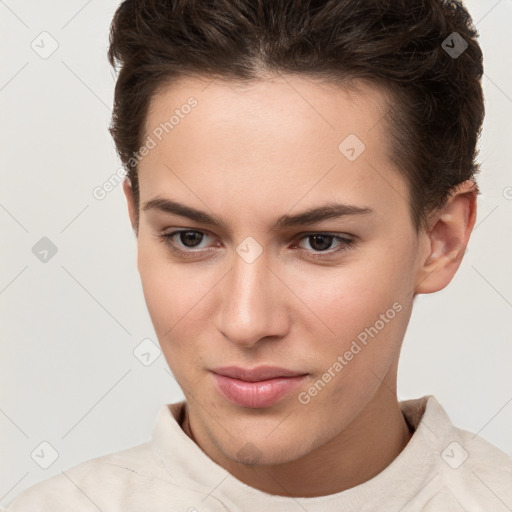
3,395,511,511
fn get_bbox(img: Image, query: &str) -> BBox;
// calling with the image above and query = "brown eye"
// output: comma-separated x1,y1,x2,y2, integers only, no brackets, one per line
296,233,355,259
177,230,204,248
306,234,336,251
157,229,213,257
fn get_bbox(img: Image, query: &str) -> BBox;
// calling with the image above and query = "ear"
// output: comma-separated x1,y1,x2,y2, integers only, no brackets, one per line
415,179,477,294
122,177,138,236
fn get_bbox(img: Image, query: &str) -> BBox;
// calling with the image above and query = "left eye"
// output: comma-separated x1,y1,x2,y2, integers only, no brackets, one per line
297,234,348,252
158,230,354,257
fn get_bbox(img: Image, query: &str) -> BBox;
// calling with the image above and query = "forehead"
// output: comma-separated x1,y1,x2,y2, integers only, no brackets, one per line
144,74,392,147
138,74,409,227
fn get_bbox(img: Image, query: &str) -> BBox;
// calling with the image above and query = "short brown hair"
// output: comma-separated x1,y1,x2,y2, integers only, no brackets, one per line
108,0,484,231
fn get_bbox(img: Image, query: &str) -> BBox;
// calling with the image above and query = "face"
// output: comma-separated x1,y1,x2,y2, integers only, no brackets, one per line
126,74,428,466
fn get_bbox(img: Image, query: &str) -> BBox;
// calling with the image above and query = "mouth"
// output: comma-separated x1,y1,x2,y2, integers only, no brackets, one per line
211,366,309,408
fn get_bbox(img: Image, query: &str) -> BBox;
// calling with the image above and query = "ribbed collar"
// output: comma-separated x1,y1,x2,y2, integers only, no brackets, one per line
152,395,452,511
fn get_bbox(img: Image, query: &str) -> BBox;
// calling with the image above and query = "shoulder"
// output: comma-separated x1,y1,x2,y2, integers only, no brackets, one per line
403,396,512,510
441,428,512,498
3,401,214,511
437,419,512,509
2,441,176,511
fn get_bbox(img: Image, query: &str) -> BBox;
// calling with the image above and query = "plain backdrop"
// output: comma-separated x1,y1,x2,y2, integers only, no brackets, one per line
1,0,511,505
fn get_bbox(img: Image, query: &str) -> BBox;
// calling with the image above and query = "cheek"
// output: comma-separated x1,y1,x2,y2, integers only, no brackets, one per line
137,239,197,337
286,243,414,378
136,235,225,364
295,266,410,412
137,245,211,382
290,253,408,335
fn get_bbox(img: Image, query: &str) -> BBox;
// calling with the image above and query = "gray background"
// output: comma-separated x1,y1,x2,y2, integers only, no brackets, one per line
1,0,511,505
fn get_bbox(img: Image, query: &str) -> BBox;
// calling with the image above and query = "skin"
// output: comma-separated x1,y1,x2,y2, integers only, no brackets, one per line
122,74,477,497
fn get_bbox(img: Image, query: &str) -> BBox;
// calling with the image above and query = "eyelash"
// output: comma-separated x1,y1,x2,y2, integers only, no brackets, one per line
157,229,356,260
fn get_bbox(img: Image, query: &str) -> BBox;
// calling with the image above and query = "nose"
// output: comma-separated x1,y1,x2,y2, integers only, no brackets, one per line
216,249,290,349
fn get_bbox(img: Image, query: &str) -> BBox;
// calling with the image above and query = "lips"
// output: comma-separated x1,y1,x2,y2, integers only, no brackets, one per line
210,366,309,408
211,365,307,382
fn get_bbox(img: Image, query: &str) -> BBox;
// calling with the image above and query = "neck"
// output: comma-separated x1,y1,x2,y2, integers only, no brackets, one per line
181,378,413,497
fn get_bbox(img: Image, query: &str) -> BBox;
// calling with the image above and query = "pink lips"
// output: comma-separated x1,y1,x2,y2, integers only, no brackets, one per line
211,366,308,408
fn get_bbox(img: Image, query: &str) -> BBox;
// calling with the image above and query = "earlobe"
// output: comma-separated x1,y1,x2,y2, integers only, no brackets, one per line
122,177,138,236
415,180,477,295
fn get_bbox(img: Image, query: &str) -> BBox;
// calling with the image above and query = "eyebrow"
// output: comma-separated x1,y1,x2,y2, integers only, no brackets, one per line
142,197,373,230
